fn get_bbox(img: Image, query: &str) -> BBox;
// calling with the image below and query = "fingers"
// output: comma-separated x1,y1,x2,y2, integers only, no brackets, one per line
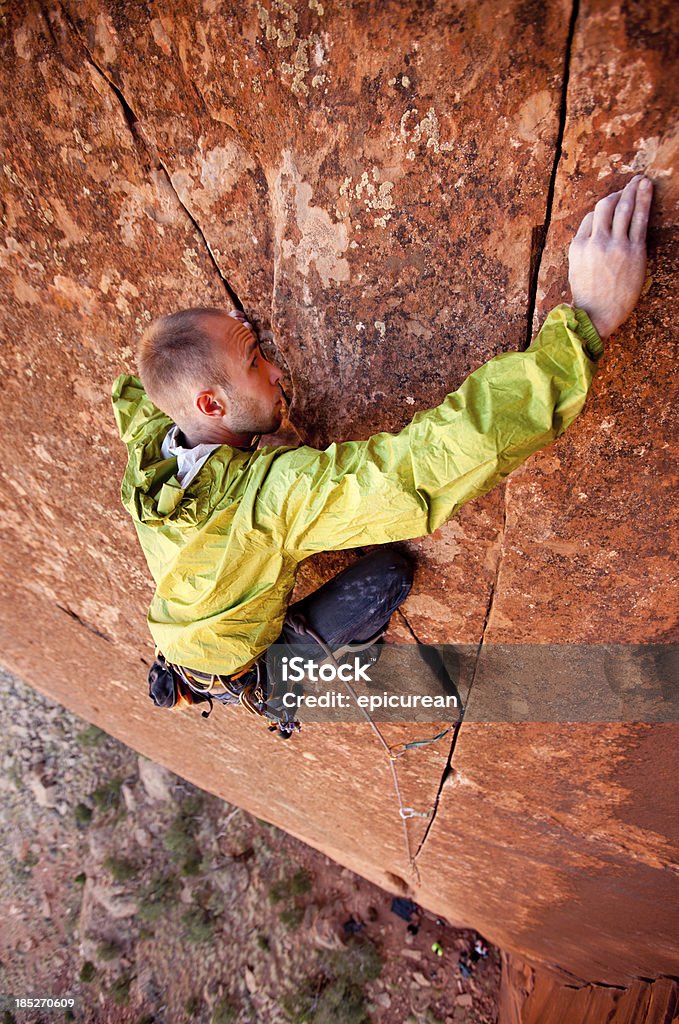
228,308,255,331
611,175,643,239
574,210,594,239
591,188,623,236
629,177,653,244
585,174,653,243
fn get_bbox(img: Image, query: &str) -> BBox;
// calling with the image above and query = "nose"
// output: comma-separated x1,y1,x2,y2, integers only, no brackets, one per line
267,360,283,385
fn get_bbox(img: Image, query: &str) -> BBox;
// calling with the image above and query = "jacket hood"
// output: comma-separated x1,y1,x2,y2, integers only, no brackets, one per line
111,374,202,524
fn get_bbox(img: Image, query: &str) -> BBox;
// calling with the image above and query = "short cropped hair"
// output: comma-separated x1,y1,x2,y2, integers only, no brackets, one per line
137,307,231,423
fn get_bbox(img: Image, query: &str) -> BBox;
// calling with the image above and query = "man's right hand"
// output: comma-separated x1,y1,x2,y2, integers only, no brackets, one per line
568,174,653,339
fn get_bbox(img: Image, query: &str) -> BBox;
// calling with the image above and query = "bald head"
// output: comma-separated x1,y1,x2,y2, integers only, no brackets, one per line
137,307,238,426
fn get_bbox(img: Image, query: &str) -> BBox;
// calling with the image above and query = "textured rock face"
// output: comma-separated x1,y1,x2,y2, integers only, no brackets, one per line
500,954,679,1024
1,1,676,1014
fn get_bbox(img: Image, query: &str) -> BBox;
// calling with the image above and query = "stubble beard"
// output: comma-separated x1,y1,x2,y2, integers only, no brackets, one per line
229,393,283,435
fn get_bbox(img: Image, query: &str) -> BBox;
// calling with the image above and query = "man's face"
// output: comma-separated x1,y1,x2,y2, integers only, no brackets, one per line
204,313,285,435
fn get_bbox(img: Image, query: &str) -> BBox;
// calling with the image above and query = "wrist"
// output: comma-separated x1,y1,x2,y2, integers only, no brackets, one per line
572,307,605,361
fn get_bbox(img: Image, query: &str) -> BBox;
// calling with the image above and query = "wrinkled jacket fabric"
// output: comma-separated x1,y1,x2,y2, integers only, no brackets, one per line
112,304,601,675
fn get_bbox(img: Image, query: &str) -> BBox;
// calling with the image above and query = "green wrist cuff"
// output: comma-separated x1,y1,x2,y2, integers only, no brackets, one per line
573,308,604,362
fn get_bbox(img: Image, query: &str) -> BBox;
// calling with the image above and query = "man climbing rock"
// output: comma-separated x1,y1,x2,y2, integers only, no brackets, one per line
111,175,653,732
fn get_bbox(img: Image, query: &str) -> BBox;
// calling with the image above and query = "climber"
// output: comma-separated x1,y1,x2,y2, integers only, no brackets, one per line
112,174,653,733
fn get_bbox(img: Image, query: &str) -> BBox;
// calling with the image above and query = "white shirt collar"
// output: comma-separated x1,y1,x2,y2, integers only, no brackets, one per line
160,425,221,489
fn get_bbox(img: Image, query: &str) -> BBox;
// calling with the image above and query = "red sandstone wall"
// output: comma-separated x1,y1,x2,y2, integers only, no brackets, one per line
1,3,676,1015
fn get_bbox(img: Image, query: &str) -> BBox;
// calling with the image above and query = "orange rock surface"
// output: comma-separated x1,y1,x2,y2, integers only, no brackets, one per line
1,3,676,1020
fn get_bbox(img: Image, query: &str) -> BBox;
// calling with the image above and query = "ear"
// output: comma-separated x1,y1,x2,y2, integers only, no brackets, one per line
195,389,227,419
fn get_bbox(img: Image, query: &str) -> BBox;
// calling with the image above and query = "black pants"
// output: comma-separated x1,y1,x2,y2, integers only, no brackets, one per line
278,547,414,648
262,547,414,726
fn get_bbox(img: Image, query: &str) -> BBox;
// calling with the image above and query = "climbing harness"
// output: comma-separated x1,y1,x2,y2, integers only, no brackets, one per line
147,648,299,735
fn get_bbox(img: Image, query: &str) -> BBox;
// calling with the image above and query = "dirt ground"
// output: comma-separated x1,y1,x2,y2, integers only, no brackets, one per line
0,666,500,1024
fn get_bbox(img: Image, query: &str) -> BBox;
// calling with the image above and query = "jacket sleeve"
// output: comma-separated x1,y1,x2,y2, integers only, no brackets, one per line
253,304,602,560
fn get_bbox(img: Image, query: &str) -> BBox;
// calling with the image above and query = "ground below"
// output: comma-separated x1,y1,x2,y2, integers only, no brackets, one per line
0,667,500,1024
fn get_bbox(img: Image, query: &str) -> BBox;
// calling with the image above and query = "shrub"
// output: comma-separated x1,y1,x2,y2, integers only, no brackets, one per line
97,939,123,962
138,871,180,923
90,777,124,814
283,938,382,1024
77,724,106,747
74,802,93,826
270,867,312,904
109,970,134,1006
79,961,96,983
103,855,137,883
163,796,205,875
211,996,238,1024
279,905,305,931
181,905,215,944
289,868,312,897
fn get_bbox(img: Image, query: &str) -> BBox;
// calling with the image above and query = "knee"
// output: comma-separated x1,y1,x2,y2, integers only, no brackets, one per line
371,547,415,598
390,549,415,587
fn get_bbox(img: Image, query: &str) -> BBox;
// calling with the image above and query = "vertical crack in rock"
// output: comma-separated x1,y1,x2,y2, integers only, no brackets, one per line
59,8,244,311
412,720,462,864
474,483,508,664
414,0,583,879
413,483,508,866
394,606,465,865
152,152,243,310
523,0,580,349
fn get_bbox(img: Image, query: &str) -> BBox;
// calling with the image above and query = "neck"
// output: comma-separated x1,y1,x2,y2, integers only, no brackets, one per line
179,423,256,450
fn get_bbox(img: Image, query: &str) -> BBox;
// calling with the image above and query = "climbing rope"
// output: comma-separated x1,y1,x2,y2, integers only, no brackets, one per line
283,610,458,873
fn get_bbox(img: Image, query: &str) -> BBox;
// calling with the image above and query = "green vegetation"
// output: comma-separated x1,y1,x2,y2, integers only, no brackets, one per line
257,934,270,951
103,855,138,883
79,961,96,983
269,867,312,903
269,866,313,931
74,802,93,826
74,871,87,885
97,938,123,962
283,938,382,1024
76,724,106,747
90,776,125,814
185,995,202,1015
210,995,238,1024
290,868,312,896
109,969,134,1006
138,870,180,923
279,905,305,930
181,904,217,944
163,794,205,875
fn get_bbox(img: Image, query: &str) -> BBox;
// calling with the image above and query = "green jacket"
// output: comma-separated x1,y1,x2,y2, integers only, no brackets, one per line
112,304,602,675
